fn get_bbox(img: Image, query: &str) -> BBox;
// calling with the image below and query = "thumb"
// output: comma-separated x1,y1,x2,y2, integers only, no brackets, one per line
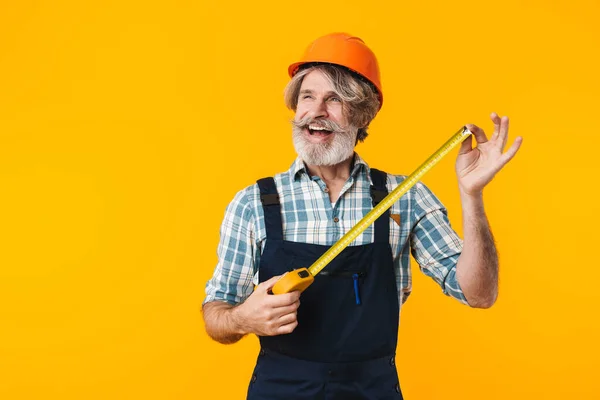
458,134,473,155
257,273,286,293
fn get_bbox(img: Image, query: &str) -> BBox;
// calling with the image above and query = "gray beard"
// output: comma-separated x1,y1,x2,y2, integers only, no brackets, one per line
292,126,357,166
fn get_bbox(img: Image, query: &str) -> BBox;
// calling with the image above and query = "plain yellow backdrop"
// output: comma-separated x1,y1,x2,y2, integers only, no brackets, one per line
1,0,599,399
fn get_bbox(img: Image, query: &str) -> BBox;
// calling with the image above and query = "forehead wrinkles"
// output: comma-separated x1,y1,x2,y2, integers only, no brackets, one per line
300,69,341,95
299,88,340,98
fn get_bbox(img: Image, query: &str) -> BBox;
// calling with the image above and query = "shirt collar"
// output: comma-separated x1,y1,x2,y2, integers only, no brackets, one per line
289,152,371,182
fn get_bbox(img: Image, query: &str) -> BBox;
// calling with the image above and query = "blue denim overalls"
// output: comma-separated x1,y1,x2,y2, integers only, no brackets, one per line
247,169,403,400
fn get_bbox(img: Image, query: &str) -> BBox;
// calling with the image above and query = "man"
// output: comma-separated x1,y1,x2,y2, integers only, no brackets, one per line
202,33,522,399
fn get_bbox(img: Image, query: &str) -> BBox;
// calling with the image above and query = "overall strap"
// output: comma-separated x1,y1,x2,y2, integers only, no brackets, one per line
369,168,390,244
257,177,283,240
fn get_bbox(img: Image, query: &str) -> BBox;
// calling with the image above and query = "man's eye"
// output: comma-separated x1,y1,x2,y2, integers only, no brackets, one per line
302,95,313,99
329,97,341,102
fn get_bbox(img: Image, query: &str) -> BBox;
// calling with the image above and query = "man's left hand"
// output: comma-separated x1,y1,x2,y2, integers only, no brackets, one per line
456,113,523,196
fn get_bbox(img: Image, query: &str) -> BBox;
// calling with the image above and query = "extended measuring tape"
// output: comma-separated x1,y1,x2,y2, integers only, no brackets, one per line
271,126,473,295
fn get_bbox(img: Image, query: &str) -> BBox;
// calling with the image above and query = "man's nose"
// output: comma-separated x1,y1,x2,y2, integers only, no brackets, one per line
307,98,328,119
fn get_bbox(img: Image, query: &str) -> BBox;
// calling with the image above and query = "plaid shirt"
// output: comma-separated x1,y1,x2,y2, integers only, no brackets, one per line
204,153,468,307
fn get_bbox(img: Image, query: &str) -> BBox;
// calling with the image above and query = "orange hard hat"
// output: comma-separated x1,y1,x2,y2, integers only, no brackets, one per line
288,33,383,109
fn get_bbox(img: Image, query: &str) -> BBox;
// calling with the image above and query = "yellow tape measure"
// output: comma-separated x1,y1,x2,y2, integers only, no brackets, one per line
271,126,473,295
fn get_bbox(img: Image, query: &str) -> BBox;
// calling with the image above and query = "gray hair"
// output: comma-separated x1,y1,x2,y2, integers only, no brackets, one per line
284,64,380,142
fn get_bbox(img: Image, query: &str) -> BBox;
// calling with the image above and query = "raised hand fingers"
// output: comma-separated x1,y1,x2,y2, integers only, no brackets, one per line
499,115,510,150
466,124,488,144
498,136,523,169
490,112,501,140
489,113,510,150
458,134,473,155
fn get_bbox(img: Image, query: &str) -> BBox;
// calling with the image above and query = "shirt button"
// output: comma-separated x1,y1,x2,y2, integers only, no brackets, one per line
390,357,395,366
333,217,339,223
252,374,257,383
324,187,329,193
395,383,401,393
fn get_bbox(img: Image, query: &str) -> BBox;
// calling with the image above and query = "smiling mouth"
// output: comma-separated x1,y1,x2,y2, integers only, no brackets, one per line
307,126,333,136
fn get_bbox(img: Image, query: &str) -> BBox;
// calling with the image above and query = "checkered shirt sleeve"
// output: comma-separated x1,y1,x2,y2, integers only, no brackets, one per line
410,182,468,304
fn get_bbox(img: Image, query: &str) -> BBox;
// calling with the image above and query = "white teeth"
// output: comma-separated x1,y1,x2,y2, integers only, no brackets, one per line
309,126,328,131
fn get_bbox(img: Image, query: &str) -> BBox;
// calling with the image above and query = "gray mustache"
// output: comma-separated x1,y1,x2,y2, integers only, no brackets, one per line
291,117,344,133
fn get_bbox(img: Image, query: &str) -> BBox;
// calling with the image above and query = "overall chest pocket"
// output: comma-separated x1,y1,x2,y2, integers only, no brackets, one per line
319,269,367,305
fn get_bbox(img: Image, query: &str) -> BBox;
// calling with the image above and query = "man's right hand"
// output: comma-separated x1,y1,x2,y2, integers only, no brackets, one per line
232,275,301,336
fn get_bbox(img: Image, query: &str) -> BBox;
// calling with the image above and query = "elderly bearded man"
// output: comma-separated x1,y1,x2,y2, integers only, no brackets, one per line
202,33,522,400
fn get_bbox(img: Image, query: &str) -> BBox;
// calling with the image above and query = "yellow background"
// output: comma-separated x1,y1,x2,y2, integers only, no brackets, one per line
1,0,599,399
